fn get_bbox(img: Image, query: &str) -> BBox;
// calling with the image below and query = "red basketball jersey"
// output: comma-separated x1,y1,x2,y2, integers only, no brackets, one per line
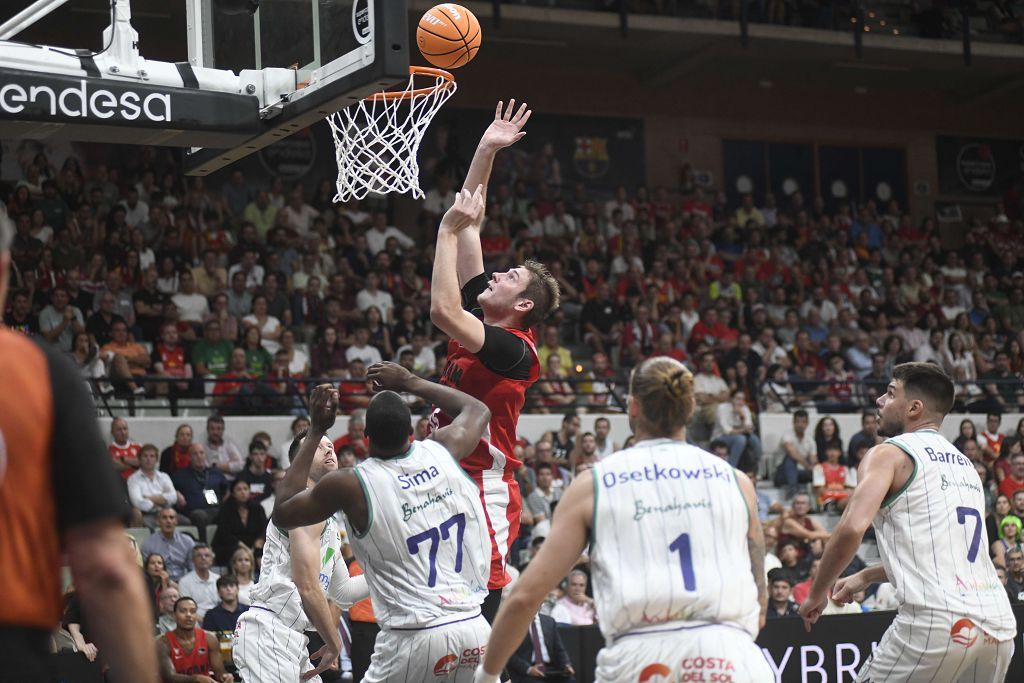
431,326,538,589
165,628,212,676
433,327,539,472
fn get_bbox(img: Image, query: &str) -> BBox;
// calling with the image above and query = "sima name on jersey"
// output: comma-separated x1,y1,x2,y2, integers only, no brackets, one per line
398,465,440,490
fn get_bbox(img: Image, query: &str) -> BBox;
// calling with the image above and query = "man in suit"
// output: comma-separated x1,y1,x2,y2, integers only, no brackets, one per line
507,612,575,682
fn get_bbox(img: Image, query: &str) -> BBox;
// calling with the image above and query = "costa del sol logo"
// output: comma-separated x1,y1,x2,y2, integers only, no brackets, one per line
950,618,978,647
433,654,458,676
638,663,672,683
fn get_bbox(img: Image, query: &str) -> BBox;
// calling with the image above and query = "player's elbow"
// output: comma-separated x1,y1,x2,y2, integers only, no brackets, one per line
67,523,140,599
503,581,545,617
833,519,870,545
429,303,454,330
272,504,301,531
294,576,322,598
470,403,492,429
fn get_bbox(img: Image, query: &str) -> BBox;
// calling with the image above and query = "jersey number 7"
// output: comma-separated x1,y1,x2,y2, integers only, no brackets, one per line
955,507,981,563
406,513,466,587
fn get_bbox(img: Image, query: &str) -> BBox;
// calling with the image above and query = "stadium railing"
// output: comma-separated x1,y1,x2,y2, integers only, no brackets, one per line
87,375,1022,418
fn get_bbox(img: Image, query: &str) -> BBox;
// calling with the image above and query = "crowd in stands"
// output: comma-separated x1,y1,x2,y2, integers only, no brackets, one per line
3,140,1024,425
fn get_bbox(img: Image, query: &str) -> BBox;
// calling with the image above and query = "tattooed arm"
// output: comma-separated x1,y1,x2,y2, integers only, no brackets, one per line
736,471,767,631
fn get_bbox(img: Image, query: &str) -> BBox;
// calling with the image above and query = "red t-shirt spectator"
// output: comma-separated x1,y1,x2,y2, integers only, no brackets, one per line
689,319,732,350
682,197,712,219
333,433,369,460
792,576,813,606
480,234,511,260
999,475,1024,499
109,441,142,481
152,344,191,378
338,378,371,411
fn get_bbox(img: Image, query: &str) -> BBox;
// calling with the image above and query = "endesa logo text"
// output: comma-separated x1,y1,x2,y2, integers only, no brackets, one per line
0,80,171,122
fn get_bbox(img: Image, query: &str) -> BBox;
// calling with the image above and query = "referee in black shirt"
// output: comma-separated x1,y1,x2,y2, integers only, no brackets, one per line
0,212,158,680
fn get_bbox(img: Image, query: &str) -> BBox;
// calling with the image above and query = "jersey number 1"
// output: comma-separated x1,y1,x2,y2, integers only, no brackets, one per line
669,533,697,590
406,513,466,587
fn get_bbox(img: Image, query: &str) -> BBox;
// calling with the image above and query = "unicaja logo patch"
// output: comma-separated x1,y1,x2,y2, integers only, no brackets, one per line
638,663,671,682
433,654,458,676
0,80,171,122
950,618,978,647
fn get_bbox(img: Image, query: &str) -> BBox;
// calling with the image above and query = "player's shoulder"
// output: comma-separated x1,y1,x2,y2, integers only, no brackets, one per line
1,327,61,374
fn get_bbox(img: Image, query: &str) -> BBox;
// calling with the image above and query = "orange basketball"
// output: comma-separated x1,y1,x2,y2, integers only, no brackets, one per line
416,4,482,70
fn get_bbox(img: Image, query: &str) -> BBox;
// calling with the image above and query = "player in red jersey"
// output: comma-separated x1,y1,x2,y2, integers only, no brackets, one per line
430,100,561,622
158,596,232,683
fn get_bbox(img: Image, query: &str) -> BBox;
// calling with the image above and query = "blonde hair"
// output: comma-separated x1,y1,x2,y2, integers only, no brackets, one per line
629,357,695,435
231,545,256,581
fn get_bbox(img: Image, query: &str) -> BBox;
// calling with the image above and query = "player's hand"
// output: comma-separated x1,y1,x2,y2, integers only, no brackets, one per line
527,665,545,678
799,592,827,633
368,361,415,393
304,640,341,681
481,99,532,150
440,185,485,233
308,384,339,434
81,642,98,661
220,675,235,683
832,571,869,604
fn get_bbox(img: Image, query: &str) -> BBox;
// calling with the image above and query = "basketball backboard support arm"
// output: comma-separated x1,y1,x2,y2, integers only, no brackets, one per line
0,0,70,40
0,0,410,174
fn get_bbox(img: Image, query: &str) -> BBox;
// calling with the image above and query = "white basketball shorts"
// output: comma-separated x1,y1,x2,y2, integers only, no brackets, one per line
595,623,774,683
363,613,491,683
232,606,321,683
857,612,1014,682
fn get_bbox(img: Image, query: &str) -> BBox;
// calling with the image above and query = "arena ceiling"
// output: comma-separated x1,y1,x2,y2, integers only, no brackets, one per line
5,0,1023,134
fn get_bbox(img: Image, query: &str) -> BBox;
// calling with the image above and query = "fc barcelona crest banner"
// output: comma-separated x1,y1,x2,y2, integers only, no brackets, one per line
574,136,610,179
430,108,645,191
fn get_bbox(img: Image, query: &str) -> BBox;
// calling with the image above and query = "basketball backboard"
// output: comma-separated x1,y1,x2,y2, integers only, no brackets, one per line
0,0,409,174
184,0,410,175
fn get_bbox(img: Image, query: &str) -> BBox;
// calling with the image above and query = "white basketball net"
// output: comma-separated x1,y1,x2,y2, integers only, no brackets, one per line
328,68,457,202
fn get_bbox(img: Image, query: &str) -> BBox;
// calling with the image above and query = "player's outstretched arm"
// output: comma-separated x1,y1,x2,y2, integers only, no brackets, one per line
368,361,490,460
328,551,370,608
274,384,370,530
274,384,340,525
799,444,900,631
291,525,343,680
454,100,532,287
475,471,595,683
832,564,890,604
431,187,488,352
736,471,768,632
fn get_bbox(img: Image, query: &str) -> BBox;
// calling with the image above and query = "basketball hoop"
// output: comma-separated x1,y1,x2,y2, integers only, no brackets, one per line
328,66,456,202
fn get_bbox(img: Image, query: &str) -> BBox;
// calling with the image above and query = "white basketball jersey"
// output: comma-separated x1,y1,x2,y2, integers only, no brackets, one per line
874,429,1016,639
591,438,760,643
347,439,490,630
248,516,343,632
